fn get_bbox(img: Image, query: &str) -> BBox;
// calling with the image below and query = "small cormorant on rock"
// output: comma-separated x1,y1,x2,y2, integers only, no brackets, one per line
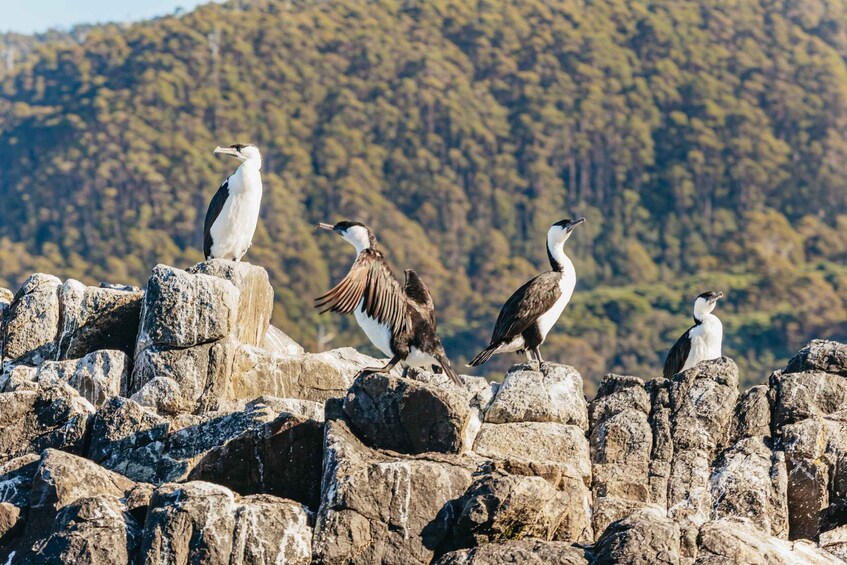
663,291,724,378
469,217,585,368
204,144,263,261
315,220,462,385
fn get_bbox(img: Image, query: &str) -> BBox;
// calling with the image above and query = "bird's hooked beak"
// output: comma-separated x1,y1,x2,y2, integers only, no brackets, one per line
567,217,586,232
710,291,724,304
214,146,240,157
315,222,335,231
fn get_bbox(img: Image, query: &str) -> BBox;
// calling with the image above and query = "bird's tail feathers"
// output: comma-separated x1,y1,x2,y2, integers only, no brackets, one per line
436,353,464,386
467,344,499,367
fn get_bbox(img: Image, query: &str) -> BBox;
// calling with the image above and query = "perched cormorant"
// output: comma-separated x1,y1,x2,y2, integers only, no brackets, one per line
469,217,585,368
204,144,263,261
663,291,724,378
315,221,462,384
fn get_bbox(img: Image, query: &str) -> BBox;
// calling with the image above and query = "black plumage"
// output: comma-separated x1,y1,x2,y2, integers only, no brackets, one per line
203,179,229,259
662,325,695,379
315,222,462,385
469,272,563,366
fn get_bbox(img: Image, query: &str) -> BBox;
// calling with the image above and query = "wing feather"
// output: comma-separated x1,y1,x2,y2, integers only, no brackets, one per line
489,272,563,345
404,270,437,328
663,328,693,379
315,250,409,332
203,178,230,259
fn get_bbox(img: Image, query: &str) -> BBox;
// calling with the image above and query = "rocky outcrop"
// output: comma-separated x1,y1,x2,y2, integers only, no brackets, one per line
2,263,847,563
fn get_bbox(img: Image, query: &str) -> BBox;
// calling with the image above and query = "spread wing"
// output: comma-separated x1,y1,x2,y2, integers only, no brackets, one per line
663,328,693,379
404,269,436,328
489,272,563,345
203,178,230,259
315,249,409,333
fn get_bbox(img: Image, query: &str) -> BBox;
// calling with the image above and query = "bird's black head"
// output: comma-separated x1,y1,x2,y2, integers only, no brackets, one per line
697,290,724,304
693,290,724,321
551,217,586,233
315,220,375,252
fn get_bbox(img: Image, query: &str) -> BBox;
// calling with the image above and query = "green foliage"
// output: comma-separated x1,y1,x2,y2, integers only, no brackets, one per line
2,0,847,392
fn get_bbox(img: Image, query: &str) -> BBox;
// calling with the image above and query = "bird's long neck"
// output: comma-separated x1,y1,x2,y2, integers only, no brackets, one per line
231,160,262,194
547,239,571,273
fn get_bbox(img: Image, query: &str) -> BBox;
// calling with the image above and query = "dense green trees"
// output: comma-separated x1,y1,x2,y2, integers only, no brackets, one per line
1,0,847,392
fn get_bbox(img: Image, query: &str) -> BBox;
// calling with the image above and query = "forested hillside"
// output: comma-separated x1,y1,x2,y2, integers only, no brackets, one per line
2,0,847,391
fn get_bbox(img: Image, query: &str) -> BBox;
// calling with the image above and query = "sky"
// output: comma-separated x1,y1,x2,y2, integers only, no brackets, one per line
0,0,214,34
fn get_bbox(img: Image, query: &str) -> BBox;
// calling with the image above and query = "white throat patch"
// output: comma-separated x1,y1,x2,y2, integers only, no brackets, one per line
342,225,372,254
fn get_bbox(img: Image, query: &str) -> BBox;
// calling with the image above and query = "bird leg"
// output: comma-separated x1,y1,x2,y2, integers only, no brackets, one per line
530,348,544,370
358,354,402,378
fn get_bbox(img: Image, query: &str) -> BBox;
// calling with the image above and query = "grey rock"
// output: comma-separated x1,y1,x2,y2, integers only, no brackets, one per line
820,525,847,561
229,345,380,403
0,501,21,540
343,371,471,454
3,273,62,364
646,378,673,508
130,376,190,416
36,349,128,407
434,539,588,564
139,481,237,564
473,422,591,484
593,506,680,565
697,517,842,564
130,336,237,413
448,469,592,548
484,363,588,429
785,339,847,377
0,364,37,392
0,383,94,463
710,436,788,537
230,495,314,565
56,279,143,359
189,411,325,509
29,495,141,564
732,384,772,442
188,259,274,347
263,324,305,356
136,263,239,351
667,358,739,555
0,454,40,508
313,419,478,565
771,370,847,428
87,397,169,483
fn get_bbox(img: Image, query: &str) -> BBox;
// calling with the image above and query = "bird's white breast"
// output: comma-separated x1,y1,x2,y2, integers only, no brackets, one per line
210,166,263,261
682,314,723,371
536,260,576,341
354,299,394,358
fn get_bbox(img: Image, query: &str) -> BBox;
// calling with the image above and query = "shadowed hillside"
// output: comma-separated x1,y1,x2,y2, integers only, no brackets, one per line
2,0,847,390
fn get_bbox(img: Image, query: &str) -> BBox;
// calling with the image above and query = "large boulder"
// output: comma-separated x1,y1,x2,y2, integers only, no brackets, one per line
710,436,788,537
136,264,239,351
785,339,847,377
138,481,237,564
343,371,471,454
484,363,588,429
189,409,325,509
0,383,94,463
666,357,739,556
230,495,314,565
56,279,144,359
313,419,478,565
447,466,592,549
592,506,681,565
697,518,841,564
29,495,141,564
188,259,274,347
588,375,652,535
87,396,170,482
434,539,588,564
3,273,62,364
35,349,128,407
131,337,237,413
229,345,381,403
473,422,591,484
